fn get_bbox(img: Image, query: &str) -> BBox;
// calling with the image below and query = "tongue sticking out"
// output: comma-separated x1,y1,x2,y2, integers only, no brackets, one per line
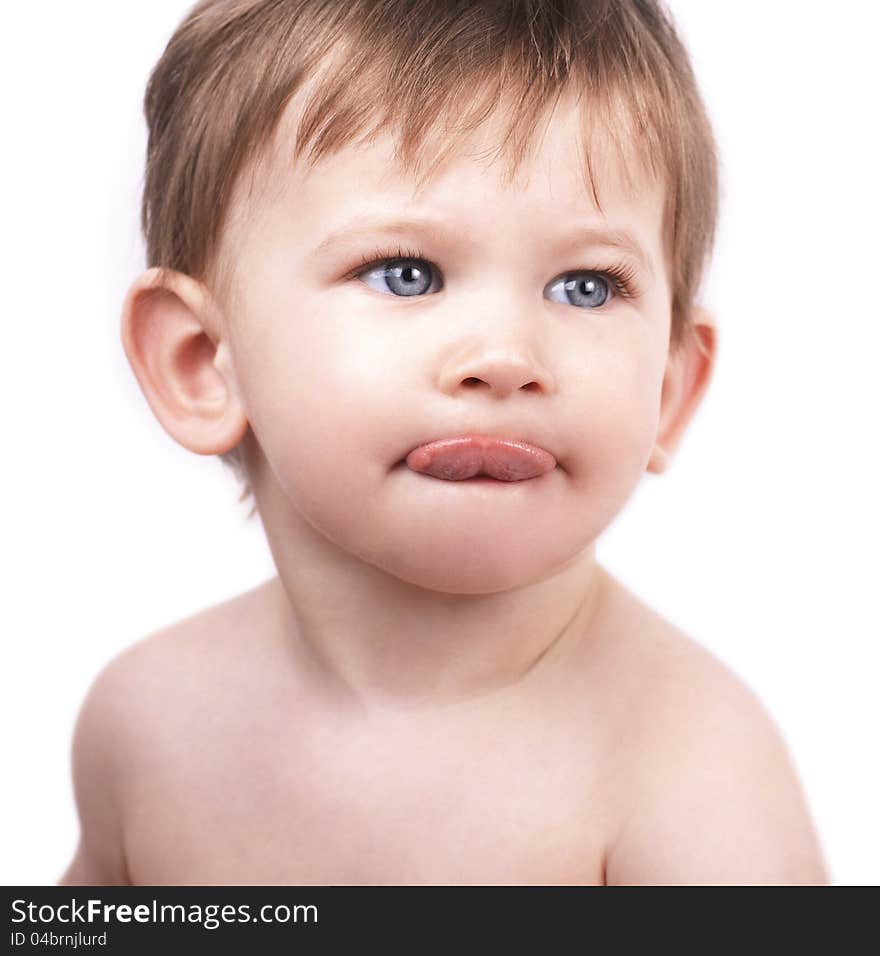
405,436,556,481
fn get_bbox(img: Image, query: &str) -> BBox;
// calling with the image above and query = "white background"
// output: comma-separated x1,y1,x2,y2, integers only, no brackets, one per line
2,1,877,885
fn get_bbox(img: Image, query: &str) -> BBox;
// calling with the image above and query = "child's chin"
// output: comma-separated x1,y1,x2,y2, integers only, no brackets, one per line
366,490,582,593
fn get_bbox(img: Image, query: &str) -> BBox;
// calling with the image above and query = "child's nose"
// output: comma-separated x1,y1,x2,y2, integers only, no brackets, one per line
437,334,554,398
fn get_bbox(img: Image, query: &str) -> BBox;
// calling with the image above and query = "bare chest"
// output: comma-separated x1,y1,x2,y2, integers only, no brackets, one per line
124,708,612,885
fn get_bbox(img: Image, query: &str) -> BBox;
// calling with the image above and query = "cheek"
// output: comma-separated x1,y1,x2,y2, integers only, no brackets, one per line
566,340,665,490
230,310,394,492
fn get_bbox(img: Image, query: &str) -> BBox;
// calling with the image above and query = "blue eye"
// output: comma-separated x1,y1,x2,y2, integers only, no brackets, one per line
349,245,639,306
546,273,614,309
358,257,441,297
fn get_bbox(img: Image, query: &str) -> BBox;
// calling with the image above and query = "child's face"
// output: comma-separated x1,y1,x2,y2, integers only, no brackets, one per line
217,98,674,593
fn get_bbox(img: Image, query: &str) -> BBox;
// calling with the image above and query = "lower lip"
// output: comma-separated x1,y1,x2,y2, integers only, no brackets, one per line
395,463,555,485
452,476,523,484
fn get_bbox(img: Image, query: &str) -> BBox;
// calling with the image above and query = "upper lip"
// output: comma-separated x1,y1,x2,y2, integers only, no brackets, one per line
401,431,558,457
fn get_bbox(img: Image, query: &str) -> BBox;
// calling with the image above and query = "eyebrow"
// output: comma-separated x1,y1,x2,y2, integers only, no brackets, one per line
308,215,655,279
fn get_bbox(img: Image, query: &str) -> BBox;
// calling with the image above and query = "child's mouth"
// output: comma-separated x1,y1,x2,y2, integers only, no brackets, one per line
404,435,557,481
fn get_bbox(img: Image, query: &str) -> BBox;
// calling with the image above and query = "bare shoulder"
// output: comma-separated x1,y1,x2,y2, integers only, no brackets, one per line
75,579,273,739
60,579,276,885
597,580,829,885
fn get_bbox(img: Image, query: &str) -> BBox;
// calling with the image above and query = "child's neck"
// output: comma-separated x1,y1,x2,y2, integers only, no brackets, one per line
266,540,608,714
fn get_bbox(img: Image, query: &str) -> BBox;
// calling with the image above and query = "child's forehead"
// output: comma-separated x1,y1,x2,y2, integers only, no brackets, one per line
247,85,663,238
214,44,668,287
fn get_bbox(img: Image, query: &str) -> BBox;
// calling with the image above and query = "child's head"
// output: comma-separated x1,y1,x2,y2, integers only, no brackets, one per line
124,0,718,590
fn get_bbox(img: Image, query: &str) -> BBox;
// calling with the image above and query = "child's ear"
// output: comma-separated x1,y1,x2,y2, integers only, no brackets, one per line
120,267,248,455
647,306,717,474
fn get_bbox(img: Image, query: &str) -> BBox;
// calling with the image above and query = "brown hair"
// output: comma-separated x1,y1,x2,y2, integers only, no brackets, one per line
140,0,721,507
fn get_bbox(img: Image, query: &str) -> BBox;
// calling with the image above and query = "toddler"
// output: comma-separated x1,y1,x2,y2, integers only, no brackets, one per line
61,0,828,885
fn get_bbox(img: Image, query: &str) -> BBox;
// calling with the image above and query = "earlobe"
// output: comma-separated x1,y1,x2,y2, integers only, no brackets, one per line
647,306,717,475
120,267,248,456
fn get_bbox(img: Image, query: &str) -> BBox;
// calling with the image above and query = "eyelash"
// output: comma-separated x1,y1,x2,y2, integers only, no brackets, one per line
342,243,641,301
